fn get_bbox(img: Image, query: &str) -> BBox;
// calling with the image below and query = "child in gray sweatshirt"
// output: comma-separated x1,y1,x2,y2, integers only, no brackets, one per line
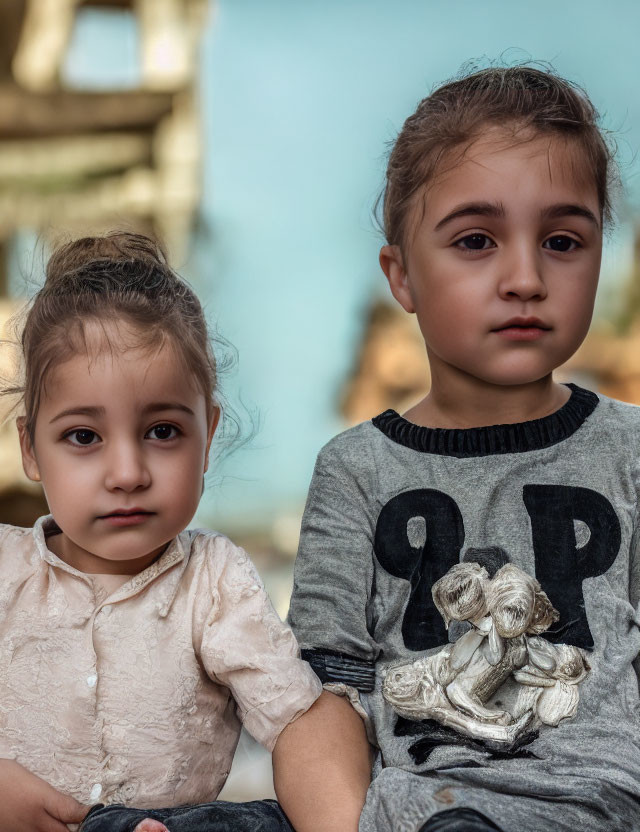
289,66,640,832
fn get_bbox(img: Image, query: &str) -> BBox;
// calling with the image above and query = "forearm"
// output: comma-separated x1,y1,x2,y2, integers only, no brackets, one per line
273,690,372,832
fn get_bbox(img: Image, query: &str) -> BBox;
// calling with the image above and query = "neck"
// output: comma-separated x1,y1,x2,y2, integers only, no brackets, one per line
403,367,570,429
47,530,168,575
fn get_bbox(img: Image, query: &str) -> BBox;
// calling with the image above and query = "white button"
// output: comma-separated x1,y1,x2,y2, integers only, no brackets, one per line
86,674,97,688
101,605,111,616
89,783,102,801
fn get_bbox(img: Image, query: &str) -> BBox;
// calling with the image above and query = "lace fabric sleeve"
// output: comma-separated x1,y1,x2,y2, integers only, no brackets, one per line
195,536,322,752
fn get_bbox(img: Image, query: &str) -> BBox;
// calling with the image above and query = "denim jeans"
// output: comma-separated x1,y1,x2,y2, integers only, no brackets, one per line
419,807,504,831
79,799,294,832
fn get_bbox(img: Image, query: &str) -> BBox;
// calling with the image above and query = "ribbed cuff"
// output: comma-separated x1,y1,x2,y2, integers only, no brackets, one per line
301,648,375,692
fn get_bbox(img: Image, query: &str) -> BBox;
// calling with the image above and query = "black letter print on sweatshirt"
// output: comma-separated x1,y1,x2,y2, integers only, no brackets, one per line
374,490,464,651
523,484,621,648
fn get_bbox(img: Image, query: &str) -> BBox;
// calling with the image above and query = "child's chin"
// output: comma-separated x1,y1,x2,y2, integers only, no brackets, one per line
466,370,552,388
475,360,559,387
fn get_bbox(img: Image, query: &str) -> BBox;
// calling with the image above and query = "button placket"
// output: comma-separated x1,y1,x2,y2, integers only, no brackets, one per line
89,603,109,699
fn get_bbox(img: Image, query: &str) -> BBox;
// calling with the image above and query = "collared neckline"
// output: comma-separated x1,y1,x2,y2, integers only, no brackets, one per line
33,515,189,610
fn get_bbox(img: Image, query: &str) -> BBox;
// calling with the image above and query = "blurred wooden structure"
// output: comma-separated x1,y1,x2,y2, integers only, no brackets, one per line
563,224,640,402
0,0,208,265
0,298,47,524
0,0,209,525
340,299,429,424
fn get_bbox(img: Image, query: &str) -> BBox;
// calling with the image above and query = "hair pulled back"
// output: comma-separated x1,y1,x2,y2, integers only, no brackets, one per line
13,231,218,442
382,65,615,253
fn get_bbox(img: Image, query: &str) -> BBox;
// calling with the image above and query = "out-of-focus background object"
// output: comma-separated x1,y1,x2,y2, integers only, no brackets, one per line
1,0,203,259
3,0,640,803
0,0,206,526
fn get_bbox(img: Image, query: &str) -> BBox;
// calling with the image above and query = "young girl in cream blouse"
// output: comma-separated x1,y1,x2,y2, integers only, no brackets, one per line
0,233,365,832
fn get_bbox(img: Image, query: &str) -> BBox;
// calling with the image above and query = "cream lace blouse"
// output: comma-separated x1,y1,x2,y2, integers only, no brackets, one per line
0,516,322,810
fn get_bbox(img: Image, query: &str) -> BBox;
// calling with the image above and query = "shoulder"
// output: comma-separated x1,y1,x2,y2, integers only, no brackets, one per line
314,418,387,480
187,528,252,562
0,522,37,556
586,390,640,442
585,395,640,501
0,522,19,543
184,528,261,586
0,521,30,539
593,391,640,420
0,523,42,594
575,392,640,494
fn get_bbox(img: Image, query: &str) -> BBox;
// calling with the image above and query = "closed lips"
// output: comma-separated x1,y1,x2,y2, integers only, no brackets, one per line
493,318,550,331
99,509,153,517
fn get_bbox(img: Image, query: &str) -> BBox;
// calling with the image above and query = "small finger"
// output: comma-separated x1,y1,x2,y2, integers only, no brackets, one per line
133,821,170,832
41,815,77,832
44,792,90,824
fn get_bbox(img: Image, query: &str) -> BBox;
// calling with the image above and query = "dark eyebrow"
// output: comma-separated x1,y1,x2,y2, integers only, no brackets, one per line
434,201,506,231
540,203,600,227
49,402,195,425
50,406,105,424
142,402,196,418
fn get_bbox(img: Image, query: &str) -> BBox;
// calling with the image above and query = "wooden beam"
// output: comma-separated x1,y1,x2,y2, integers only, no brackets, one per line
0,239,7,297
0,133,152,181
0,1,27,81
11,0,78,92
0,83,174,138
79,0,133,7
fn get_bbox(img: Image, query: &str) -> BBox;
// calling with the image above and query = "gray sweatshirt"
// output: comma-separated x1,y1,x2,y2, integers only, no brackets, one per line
289,385,640,831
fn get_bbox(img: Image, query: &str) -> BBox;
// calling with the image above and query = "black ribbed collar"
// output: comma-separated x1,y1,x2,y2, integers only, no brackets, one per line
371,384,598,457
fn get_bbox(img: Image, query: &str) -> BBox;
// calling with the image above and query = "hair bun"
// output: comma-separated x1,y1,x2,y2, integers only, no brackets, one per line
11,229,219,443
45,232,168,287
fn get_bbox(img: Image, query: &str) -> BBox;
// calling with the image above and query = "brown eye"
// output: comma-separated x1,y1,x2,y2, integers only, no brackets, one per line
147,424,178,441
456,234,494,251
544,235,578,252
66,429,98,446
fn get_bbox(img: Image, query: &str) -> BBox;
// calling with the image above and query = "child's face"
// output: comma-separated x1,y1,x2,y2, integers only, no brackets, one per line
380,129,603,390
19,322,218,574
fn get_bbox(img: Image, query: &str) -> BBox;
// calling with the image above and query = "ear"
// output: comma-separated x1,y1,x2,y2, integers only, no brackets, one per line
379,244,415,314
203,406,221,474
17,418,41,483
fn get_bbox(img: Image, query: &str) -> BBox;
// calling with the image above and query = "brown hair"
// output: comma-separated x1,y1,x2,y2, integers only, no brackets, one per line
8,231,218,443
382,65,616,253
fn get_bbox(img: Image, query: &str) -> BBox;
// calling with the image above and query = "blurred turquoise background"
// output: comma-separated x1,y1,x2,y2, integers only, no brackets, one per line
58,0,640,532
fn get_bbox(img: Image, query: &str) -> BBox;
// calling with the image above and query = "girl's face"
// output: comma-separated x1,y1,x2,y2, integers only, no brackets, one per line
380,129,603,390
19,322,218,574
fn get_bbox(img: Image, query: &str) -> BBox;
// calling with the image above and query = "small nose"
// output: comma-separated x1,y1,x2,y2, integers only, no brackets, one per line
104,440,151,492
498,243,547,302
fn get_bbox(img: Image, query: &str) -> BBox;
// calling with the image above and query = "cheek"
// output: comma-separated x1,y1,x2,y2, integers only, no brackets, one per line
557,276,598,334
154,443,207,489
415,283,483,350
40,465,95,517
37,448,92,491
156,456,205,519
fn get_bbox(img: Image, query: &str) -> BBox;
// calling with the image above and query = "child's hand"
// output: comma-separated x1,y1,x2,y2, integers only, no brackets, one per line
0,758,90,832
